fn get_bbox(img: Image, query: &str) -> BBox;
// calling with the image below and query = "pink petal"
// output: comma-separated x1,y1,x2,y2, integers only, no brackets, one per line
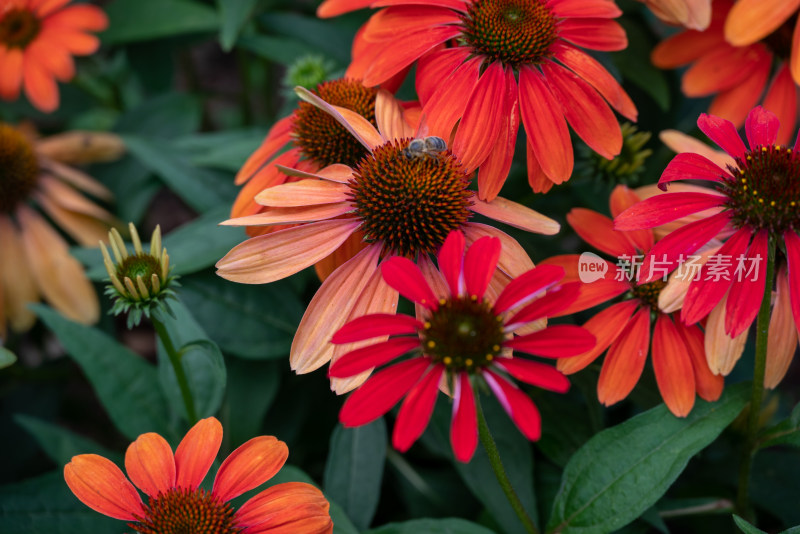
697,113,748,159
463,236,501,300
744,106,780,149
725,230,768,337
659,153,731,190
381,256,439,309
505,324,597,358
329,337,421,378
451,374,478,462
784,230,800,333
438,229,466,297
332,313,423,343
495,358,571,393
614,192,727,230
469,195,560,235
484,371,542,441
494,264,565,313
505,282,582,327
393,365,445,452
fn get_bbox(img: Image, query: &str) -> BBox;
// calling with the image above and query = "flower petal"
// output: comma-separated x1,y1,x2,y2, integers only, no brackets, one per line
765,268,798,389
174,417,222,490
724,230,768,337
295,87,383,150
363,26,461,86
494,264,565,313
744,106,780,148
381,256,439,309
438,229,465,297
504,282,581,327
597,308,651,406
470,195,560,235
558,18,628,51
506,324,596,358
724,0,800,46
0,216,38,332
697,112,747,160
463,223,535,279
393,365,444,452
124,432,175,499
463,236,501,301
329,337,421,378
484,371,541,441
375,88,414,141
675,320,723,401
658,153,731,189
569,208,635,257
450,373,477,462
785,230,800,333
763,64,798,146
237,482,332,534
705,293,747,375
213,436,288,502
0,46,24,100
64,454,146,521
477,65,519,201
236,115,294,185
332,313,422,344
614,192,726,231
652,315,696,417
496,357,570,393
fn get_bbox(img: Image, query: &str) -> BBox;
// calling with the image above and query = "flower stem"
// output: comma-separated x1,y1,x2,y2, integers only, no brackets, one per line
735,236,776,515
475,394,539,534
152,317,198,425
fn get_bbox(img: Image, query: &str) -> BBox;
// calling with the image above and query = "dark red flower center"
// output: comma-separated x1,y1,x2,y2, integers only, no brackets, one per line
0,8,41,49
293,79,379,168
761,12,798,60
0,123,39,214
460,0,558,67
130,487,241,534
630,278,666,310
721,145,800,234
349,138,473,257
421,296,506,373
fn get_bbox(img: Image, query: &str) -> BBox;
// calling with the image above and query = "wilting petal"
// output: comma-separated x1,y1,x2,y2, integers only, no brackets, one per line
569,208,635,257
484,371,541,441
214,436,288,502
765,269,799,389
237,482,332,534
506,324,596,358
174,417,222,490
614,192,726,231
124,433,175,499
697,112,748,159
652,315,695,417
705,294,747,375
0,216,38,332
597,308,651,406
64,455,146,521
393,365,444,452
381,256,439,309
451,374,477,462
496,358,571,393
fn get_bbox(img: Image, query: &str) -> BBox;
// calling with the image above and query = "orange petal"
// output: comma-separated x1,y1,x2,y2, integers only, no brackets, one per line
724,0,800,46
236,482,332,534
658,130,734,168
295,87,383,150
652,315,695,417
38,27,100,55
763,64,799,145
124,432,176,499
231,149,300,218
64,454,146,520
676,320,724,402
682,44,767,97
41,159,113,201
290,245,381,374
314,228,367,282
597,307,651,406
255,179,351,207
477,65,518,201
0,46,23,100
213,436,288,502
174,417,222,490
275,162,354,184
470,195,560,235
609,185,653,253
708,54,770,128
651,27,726,69
216,219,361,284
221,203,354,227
41,3,107,30
375,88,414,141
236,115,294,185
792,18,800,85
38,174,114,221
419,55,481,140
765,269,798,389
462,223,534,279
567,208,635,258
0,215,38,332
22,50,59,112
26,38,74,81
17,206,98,324
526,140,555,194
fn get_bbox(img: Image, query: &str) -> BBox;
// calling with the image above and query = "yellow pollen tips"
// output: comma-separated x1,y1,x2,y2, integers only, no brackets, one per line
439,298,447,305
423,321,431,329
792,201,797,207
443,356,452,365
486,354,494,361
741,178,746,183
753,190,758,196
465,358,473,366
470,295,478,301
427,340,436,348
743,185,748,191
492,344,501,351
771,201,776,207
759,198,764,204
762,146,768,152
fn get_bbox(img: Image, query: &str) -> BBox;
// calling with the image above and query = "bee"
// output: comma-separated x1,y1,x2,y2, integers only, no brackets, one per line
403,136,448,160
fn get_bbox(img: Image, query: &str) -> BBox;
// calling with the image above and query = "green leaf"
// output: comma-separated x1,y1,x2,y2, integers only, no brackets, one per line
179,271,303,359
733,515,767,534
154,301,226,420
115,93,203,139
0,346,17,369
122,135,238,213
260,12,354,64
103,0,219,45
546,383,749,534
173,128,269,172
218,0,260,52
220,359,281,449
162,206,246,276
323,419,387,530
33,305,174,442
365,518,497,534
237,34,321,66
0,471,120,533
759,402,800,450
14,415,121,466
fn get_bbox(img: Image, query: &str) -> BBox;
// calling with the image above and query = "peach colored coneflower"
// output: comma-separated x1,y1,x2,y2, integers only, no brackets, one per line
64,417,333,534
217,87,559,393
329,231,594,461
0,123,121,339
652,0,799,144
0,0,107,112
638,0,711,30
619,115,800,386
316,0,637,199
542,185,724,417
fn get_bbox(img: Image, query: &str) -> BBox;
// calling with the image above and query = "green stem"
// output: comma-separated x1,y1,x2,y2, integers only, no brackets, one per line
152,317,198,425
735,236,776,516
476,394,539,534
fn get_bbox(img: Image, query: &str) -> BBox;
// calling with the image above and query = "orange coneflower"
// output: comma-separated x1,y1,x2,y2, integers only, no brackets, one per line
638,0,711,30
652,0,799,144
0,0,107,112
316,0,637,199
0,123,121,340
64,417,333,534
217,87,559,393
542,185,724,416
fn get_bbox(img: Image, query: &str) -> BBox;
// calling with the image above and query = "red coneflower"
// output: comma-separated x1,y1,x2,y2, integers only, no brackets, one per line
217,87,559,393
652,0,798,144
616,106,800,361
316,0,637,199
542,185,724,416
0,0,107,112
64,417,333,534
328,230,595,462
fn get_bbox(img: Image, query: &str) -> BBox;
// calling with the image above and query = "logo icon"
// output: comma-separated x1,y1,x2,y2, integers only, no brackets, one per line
578,252,608,283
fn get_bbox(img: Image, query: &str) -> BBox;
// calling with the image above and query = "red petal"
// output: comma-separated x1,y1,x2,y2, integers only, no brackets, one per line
614,192,726,231
393,365,445,451
652,315,696,417
381,256,439,309
496,358,571,392
317,0,374,17
174,417,222,490
597,308,651,406
725,230,768,337
763,64,798,146
744,106,780,149
363,6,459,41
549,0,622,18
416,47,472,104
477,65,519,201
340,358,430,426
328,337,421,378
568,208,635,257
363,26,461,86
675,320,724,402
783,230,800,332
484,371,542,441
450,374,477,462
659,152,731,189
463,236,501,300
332,313,423,343
558,18,628,51
505,282,581,327
493,264,565,313
697,112,748,159
506,324,596,358
609,185,653,252
438,229,465,297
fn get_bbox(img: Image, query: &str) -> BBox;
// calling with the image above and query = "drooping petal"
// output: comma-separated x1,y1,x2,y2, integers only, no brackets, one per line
724,230,768,337
495,358,571,393
597,308,651,406
506,324,596,358
235,115,294,185
675,320,724,401
0,216,38,332
255,179,351,207
568,208,635,257
470,196,560,235
237,482,332,534
463,236,501,300
450,373,477,462
174,417,223,490
332,313,422,344
785,230,800,332
765,269,799,389
697,112,748,159
437,229,465,297
493,264,565,314
652,315,696,417
295,87,383,150
614,192,726,231
381,256,439,309
393,365,445,452
124,432,175,499
484,371,541,441
64,455,146,521
213,436,288,502
705,293,747,375
329,337,421,378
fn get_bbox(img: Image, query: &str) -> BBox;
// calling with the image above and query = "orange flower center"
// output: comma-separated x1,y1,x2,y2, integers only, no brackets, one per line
0,123,39,213
722,145,800,233
460,0,558,67
630,278,666,311
349,138,473,257
293,79,378,168
761,12,798,59
129,487,240,534
422,296,506,373
0,8,41,49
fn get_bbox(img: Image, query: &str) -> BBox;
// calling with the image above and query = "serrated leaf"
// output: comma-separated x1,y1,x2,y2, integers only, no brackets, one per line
0,346,17,369
179,271,302,359
14,415,121,466
218,0,260,52
33,305,174,442
733,515,767,534
365,518,497,534
103,0,218,45
546,383,749,534
324,419,387,530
